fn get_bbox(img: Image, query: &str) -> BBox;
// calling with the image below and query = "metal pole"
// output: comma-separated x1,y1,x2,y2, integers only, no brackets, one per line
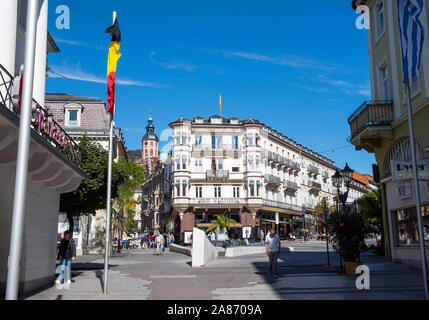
103,11,117,295
404,81,429,300
324,198,330,266
103,115,114,294
5,0,40,300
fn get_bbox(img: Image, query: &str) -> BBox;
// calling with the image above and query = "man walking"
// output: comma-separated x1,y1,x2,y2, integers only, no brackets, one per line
265,228,281,278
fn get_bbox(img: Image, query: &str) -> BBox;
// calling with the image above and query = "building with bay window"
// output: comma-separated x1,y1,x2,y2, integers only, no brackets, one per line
350,0,429,267
167,115,338,242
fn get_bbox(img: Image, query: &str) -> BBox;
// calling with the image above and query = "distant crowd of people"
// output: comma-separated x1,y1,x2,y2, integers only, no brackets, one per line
112,230,176,255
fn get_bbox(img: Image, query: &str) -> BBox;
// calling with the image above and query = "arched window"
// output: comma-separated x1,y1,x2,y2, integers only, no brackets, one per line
383,137,423,178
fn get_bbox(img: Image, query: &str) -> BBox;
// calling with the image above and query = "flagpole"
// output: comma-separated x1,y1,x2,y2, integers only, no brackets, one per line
404,80,429,300
5,0,39,300
103,10,117,295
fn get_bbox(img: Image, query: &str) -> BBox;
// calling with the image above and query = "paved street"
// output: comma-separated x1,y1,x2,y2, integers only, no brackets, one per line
25,241,426,300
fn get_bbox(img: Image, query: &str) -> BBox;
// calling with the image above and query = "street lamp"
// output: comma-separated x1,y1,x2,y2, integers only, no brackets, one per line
331,163,354,273
332,163,353,211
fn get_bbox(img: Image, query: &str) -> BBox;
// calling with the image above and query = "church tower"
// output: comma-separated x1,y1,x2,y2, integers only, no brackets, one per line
141,112,158,173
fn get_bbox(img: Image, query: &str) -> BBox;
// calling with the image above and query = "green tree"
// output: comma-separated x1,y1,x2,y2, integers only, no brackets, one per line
59,136,127,232
113,159,146,240
206,213,237,233
357,189,384,248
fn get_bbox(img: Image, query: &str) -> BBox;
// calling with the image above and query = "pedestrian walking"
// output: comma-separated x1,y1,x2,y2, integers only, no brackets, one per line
265,228,281,278
170,232,175,245
260,230,265,244
154,231,164,255
55,230,76,289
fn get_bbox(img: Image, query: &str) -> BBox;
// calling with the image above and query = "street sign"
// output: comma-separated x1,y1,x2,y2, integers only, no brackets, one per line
275,212,279,225
323,209,329,218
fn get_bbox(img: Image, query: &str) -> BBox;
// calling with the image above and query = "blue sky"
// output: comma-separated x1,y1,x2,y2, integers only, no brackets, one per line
46,0,376,174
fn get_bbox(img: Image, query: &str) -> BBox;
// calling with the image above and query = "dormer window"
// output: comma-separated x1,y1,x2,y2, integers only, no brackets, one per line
210,117,222,124
64,104,83,127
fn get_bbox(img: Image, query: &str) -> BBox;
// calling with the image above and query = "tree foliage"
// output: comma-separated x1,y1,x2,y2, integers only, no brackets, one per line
206,213,237,233
59,136,128,231
113,159,146,236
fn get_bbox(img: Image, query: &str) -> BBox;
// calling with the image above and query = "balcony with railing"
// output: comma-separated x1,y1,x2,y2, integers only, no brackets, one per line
308,165,320,175
348,100,394,143
193,144,239,152
263,199,304,213
322,171,329,179
192,197,244,207
308,181,322,191
264,174,282,186
0,63,82,168
284,180,298,191
206,169,230,180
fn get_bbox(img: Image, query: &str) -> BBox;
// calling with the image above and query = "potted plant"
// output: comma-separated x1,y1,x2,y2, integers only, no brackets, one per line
327,209,368,276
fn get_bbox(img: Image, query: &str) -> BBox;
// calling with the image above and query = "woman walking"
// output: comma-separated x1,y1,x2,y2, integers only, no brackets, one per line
55,230,76,289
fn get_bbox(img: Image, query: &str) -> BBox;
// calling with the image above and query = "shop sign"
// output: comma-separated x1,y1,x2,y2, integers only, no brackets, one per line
304,214,314,220
292,215,303,221
33,105,69,149
392,159,429,182
397,182,412,200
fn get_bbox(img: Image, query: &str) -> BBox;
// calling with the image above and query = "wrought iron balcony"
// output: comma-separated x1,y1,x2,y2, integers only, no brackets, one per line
289,160,301,171
284,180,298,191
263,199,304,212
193,144,239,152
322,171,329,179
0,64,81,167
308,181,322,191
192,198,243,206
206,170,230,180
264,174,282,186
348,100,394,141
308,165,320,175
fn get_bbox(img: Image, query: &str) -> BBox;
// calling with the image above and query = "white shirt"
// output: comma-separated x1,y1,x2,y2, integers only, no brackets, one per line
210,233,216,241
265,233,280,252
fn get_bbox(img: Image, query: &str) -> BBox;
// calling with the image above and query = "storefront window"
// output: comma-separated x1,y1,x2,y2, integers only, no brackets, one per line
394,205,429,245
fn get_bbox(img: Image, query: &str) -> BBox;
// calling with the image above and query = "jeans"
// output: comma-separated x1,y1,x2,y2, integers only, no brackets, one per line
57,257,72,282
268,251,280,274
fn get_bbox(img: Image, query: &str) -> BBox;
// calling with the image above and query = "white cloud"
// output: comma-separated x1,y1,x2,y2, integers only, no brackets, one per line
214,49,350,73
150,51,199,72
55,37,105,51
49,64,169,88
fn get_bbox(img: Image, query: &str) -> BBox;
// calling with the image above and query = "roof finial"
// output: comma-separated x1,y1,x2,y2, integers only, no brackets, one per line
180,113,183,121
149,111,152,121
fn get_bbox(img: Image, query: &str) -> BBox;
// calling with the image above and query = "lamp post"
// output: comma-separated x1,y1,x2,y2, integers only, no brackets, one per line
331,163,354,273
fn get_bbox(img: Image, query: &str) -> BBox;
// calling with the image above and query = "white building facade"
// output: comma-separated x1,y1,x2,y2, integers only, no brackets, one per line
0,0,85,296
169,115,337,241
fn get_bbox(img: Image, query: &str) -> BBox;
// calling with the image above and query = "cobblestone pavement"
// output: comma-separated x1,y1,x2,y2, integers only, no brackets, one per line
25,241,426,300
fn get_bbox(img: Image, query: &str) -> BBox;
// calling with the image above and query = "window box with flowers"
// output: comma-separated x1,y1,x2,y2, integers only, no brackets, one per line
327,209,369,276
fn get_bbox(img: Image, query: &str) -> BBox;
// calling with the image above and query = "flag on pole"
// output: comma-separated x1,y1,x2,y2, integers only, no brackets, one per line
397,0,425,83
219,95,222,114
105,18,122,119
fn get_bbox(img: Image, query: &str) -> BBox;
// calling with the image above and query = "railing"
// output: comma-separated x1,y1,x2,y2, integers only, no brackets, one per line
264,174,282,185
206,170,230,179
193,144,239,152
192,198,243,205
308,165,320,175
0,64,14,110
284,180,298,190
308,181,322,190
289,160,301,170
348,100,394,140
0,63,81,167
263,199,304,212
322,171,329,179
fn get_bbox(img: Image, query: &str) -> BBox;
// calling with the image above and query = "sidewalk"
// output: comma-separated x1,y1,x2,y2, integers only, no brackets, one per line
24,251,152,300
24,244,427,300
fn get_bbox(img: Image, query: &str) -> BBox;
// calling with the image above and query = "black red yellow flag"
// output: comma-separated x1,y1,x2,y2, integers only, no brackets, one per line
105,18,121,119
